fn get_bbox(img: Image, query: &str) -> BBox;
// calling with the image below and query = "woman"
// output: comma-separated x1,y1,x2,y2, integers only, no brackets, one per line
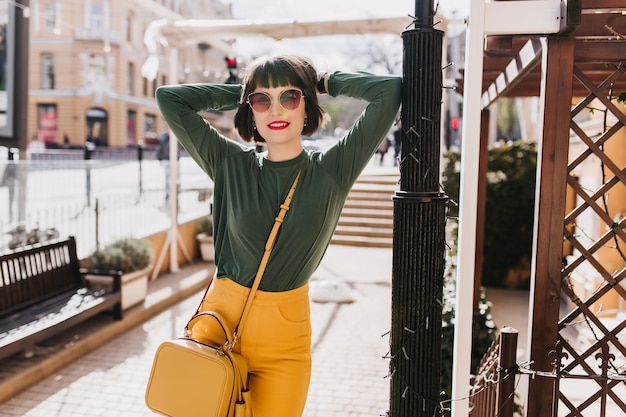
156,54,401,417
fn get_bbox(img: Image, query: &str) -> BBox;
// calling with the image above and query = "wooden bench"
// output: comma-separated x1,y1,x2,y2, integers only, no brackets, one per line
0,236,122,361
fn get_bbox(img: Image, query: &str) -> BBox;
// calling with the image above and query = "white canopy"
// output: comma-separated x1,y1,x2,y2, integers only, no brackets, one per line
142,16,412,80
160,16,409,45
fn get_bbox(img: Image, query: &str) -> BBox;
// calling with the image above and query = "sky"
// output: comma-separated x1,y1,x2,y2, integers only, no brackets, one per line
223,0,469,71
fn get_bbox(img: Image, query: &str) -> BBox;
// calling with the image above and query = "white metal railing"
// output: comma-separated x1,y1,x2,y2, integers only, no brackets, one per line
0,153,213,259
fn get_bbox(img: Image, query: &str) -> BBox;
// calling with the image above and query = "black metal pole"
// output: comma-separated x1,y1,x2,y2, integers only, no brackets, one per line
389,0,448,415
84,140,93,207
14,0,29,227
14,0,29,155
413,0,433,27
6,149,16,223
137,142,144,197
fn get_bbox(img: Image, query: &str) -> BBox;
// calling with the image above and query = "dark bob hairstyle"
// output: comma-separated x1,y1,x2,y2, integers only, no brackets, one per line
234,54,327,143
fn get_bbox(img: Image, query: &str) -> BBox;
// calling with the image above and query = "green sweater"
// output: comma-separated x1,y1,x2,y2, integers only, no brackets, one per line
156,71,401,291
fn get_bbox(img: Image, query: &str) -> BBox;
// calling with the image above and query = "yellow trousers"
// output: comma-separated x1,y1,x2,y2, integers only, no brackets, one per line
198,277,312,417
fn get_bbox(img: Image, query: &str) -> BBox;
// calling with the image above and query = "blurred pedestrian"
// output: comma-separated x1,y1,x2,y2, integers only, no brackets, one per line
27,134,45,152
83,138,95,206
376,134,391,165
156,129,181,201
393,121,402,166
1,151,17,222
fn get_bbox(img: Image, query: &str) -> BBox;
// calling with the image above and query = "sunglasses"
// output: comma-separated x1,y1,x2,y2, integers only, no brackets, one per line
246,89,304,113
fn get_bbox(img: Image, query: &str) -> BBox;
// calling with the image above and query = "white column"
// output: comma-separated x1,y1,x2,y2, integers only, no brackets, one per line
168,47,179,272
451,0,485,415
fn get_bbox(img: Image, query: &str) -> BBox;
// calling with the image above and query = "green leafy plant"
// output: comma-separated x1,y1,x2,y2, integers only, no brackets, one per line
86,238,154,273
198,215,213,235
442,140,537,288
439,142,533,414
440,221,498,408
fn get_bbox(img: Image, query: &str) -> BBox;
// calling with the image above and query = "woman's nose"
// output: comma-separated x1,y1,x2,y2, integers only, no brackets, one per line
269,99,283,115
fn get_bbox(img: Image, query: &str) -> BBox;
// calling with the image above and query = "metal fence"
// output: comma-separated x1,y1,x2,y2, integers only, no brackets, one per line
0,148,213,259
469,327,518,417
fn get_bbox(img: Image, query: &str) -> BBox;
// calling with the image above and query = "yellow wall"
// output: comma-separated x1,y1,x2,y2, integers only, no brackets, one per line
595,107,626,314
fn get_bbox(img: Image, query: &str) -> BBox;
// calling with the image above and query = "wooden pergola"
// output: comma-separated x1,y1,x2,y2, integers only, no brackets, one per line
453,1,626,416
141,4,625,414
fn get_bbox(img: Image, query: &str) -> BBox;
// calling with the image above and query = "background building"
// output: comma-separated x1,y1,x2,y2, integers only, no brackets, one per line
27,0,233,149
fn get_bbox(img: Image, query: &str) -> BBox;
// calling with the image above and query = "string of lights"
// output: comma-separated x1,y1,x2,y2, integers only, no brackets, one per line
382,112,624,414
560,104,626,381
382,325,444,415
380,335,625,416
385,67,461,412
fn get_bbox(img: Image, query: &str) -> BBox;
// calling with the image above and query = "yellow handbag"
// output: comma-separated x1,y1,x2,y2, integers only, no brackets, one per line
145,169,303,417
145,311,250,417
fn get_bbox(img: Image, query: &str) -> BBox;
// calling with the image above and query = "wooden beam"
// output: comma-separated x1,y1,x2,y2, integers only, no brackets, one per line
526,36,575,417
485,37,536,57
581,0,626,11
481,39,543,108
575,40,626,61
455,37,626,98
473,109,490,308
570,13,626,38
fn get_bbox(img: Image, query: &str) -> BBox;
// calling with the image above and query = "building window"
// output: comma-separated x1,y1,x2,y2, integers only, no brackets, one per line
125,10,135,43
41,53,55,89
144,113,157,144
44,2,57,33
89,4,103,37
38,104,58,146
44,3,56,32
86,107,108,146
125,11,131,42
128,62,134,96
127,110,137,146
85,53,106,86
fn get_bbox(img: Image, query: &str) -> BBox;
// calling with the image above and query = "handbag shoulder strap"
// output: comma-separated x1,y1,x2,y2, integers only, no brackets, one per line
233,167,303,341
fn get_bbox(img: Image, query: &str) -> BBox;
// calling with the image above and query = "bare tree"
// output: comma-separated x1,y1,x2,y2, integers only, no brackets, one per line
346,34,403,75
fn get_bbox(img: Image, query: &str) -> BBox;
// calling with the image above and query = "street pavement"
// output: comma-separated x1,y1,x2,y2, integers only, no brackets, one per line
0,159,536,417
0,244,395,417
2,155,620,416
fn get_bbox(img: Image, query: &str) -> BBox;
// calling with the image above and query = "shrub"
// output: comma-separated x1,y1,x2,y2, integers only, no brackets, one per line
440,238,497,404
86,238,154,273
198,215,213,235
438,141,533,413
442,140,537,288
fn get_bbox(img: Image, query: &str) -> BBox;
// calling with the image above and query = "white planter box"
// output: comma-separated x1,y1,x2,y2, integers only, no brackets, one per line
85,265,152,310
197,233,215,262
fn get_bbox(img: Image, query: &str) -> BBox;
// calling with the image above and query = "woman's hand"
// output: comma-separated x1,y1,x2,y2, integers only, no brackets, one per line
316,73,328,95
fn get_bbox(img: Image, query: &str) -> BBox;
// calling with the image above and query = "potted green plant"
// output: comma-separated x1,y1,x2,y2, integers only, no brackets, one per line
84,237,154,310
196,215,214,262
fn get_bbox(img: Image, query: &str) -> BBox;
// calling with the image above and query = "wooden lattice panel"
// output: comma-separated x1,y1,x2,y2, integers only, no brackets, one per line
558,61,626,416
